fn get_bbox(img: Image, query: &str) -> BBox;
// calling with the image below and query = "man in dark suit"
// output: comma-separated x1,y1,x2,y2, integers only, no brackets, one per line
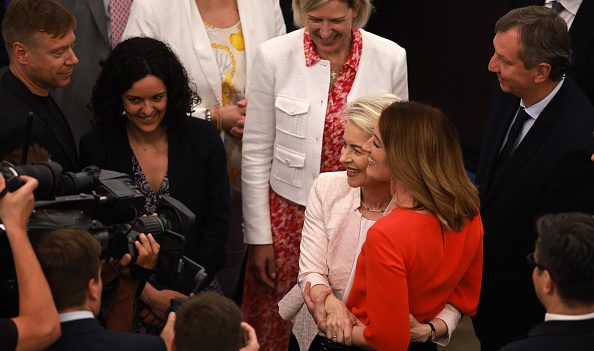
52,0,112,144
0,0,78,171
473,6,594,351
500,212,594,351
511,0,594,105
35,228,166,351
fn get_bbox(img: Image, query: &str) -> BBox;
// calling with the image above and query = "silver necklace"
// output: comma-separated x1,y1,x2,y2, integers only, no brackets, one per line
360,202,387,213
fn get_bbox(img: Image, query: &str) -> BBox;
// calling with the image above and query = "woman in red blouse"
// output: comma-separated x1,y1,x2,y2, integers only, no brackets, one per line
307,101,483,351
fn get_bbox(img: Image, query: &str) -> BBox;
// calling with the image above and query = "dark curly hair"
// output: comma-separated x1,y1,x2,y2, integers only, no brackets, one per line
90,37,200,131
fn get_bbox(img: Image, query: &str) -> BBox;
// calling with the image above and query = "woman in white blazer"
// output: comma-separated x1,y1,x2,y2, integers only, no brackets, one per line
241,0,408,349
122,0,286,306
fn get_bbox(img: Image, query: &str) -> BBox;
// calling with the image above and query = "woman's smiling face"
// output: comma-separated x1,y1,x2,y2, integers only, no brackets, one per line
339,121,370,188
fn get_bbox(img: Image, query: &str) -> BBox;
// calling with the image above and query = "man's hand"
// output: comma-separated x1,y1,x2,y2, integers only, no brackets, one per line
0,175,37,230
249,244,276,289
239,322,260,351
160,312,176,351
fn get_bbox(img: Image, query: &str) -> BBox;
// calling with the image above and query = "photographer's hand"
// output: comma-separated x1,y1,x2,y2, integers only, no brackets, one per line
139,307,164,328
0,175,37,229
104,234,159,331
135,233,159,270
160,312,176,351
140,283,188,320
239,322,260,351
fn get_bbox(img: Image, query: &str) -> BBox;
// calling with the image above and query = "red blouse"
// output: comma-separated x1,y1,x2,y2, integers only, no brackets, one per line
303,29,363,171
346,208,484,351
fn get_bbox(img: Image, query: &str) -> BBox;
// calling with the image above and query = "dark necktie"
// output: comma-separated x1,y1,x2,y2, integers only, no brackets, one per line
551,1,565,14
497,108,531,167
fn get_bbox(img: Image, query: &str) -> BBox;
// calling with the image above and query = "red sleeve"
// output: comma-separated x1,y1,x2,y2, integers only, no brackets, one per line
362,226,411,351
449,223,483,316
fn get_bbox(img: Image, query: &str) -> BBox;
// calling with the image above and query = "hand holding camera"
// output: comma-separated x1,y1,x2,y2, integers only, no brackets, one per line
0,174,37,231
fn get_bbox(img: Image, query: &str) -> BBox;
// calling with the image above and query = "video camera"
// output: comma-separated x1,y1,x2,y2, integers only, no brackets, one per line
0,161,208,315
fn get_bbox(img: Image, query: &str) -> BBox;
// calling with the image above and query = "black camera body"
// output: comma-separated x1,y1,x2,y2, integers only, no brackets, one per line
0,161,208,317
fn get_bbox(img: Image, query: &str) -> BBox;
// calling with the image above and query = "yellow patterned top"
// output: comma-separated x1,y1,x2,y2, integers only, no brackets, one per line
205,21,246,192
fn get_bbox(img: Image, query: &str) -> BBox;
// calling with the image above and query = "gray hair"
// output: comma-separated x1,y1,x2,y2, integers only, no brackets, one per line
346,93,401,136
292,0,373,29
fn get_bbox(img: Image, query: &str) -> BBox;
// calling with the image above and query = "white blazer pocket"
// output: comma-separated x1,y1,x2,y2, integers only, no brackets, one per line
275,94,310,138
272,144,306,187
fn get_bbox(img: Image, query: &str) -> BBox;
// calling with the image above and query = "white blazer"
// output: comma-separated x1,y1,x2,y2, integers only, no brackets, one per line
242,28,408,245
122,0,286,116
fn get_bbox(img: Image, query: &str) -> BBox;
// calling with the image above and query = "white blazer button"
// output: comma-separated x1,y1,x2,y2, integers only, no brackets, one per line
289,106,295,114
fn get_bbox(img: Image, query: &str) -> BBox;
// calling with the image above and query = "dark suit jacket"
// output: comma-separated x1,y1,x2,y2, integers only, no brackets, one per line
499,317,594,351
0,67,78,171
511,0,594,105
53,0,112,144
48,318,166,351
473,77,594,350
79,118,230,283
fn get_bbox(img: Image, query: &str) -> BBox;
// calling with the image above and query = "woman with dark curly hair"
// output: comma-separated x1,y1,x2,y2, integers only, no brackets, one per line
79,37,230,331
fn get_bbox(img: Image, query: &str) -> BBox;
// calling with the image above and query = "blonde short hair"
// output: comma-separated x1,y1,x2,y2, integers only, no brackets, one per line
346,93,400,136
292,0,373,28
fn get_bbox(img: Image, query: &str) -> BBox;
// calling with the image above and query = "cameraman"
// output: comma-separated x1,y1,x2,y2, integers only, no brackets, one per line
0,173,61,350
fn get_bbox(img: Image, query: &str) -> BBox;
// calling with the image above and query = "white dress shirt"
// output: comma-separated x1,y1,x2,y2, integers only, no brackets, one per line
59,310,95,323
545,310,594,321
545,0,583,29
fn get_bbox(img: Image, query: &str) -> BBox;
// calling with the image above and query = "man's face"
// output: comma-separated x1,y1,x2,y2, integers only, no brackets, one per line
487,27,537,99
25,30,78,92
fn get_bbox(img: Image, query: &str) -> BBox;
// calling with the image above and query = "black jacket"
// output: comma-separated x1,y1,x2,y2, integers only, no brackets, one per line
48,318,166,351
473,77,594,350
499,318,594,351
79,118,230,281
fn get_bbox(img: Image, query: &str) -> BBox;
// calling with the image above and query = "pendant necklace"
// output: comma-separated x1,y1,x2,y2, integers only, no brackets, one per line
330,69,338,85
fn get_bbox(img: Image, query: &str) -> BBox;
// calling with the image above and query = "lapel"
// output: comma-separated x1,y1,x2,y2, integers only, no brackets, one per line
186,0,222,105
86,0,110,47
483,82,567,208
236,0,252,70
479,91,519,205
109,122,134,174
569,0,594,63
5,70,77,169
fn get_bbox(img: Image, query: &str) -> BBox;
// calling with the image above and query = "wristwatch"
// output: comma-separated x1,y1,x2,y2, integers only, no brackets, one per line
425,321,436,342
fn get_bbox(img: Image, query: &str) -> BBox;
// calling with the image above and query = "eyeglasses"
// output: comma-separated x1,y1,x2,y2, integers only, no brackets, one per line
526,252,547,270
